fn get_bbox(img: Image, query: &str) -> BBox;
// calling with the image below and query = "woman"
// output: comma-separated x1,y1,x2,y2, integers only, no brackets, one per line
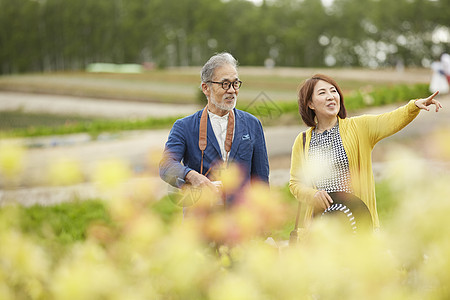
289,74,442,229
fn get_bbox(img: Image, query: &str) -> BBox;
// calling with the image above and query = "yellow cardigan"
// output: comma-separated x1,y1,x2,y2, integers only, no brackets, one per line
289,100,421,228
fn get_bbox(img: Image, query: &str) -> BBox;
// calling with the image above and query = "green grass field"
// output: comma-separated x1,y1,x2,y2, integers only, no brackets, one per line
0,111,99,130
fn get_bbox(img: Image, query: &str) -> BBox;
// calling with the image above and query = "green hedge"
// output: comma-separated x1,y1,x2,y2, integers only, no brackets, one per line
242,83,430,116
343,83,429,110
0,114,180,138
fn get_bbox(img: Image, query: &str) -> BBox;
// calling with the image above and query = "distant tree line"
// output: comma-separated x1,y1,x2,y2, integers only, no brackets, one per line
1,0,449,74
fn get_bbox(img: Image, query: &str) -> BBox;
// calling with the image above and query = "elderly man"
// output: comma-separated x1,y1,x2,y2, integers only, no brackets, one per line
159,52,269,206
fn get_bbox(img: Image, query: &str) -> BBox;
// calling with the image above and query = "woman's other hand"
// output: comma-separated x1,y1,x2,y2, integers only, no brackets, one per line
310,190,334,211
415,91,443,112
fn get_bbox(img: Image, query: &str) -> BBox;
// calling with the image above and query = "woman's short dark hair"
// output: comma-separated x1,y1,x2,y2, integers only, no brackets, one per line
297,74,347,127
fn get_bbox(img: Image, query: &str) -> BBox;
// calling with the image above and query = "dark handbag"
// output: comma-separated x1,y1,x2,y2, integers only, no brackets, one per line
288,202,302,245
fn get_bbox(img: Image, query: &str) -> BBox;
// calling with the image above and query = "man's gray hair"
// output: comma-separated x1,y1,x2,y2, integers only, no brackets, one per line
200,52,238,83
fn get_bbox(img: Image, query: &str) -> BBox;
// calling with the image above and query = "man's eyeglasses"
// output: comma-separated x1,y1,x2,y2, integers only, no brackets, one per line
207,80,242,90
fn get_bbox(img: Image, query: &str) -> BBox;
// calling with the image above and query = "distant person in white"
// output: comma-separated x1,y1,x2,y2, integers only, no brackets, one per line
430,55,449,94
440,53,450,85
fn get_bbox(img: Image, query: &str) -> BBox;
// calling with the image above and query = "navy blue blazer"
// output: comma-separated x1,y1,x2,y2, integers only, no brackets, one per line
160,108,269,188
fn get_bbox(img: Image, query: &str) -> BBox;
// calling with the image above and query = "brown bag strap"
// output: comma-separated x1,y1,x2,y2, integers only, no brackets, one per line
199,106,208,151
293,131,307,230
198,106,235,175
199,106,208,174
224,109,234,154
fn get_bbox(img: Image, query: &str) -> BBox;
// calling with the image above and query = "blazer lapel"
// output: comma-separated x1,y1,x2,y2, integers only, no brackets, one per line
228,109,245,161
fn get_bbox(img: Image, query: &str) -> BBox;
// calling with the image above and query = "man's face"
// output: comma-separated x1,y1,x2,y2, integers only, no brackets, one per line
202,64,239,115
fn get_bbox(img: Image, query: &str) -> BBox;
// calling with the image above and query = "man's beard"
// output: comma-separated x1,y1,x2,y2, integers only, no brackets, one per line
210,93,236,111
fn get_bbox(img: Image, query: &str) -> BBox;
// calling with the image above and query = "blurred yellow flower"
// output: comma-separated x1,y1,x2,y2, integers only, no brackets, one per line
47,157,83,186
147,148,163,171
203,212,235,244
121,212,165,251
1,139,449,300
0,229,50,299
107,195,136,223
213,163,243,193
51,242,123,300
431,128,450,160
93,158,131,190
0,142,25,180
120,177,159,206
209,272,261,300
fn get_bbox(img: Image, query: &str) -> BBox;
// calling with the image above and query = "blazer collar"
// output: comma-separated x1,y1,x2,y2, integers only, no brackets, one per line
228,109,246,160
198,110,222,157
198,108,246,160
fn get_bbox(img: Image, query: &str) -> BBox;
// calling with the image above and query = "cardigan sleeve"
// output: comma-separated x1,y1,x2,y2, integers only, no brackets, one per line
355,100,420,147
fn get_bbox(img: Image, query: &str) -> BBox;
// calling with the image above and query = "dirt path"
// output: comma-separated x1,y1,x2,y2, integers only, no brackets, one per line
0,91,199,119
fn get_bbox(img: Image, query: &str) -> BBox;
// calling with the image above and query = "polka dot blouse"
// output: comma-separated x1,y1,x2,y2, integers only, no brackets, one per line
308,123,353,193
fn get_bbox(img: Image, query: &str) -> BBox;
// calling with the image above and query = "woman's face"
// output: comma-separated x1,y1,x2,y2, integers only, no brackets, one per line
308,80,341,121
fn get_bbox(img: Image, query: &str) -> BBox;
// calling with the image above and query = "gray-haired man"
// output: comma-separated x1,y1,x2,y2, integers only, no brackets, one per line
159,52,269,206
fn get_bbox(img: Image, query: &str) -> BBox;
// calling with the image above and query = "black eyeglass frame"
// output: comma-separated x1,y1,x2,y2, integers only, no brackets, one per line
206,80,242,90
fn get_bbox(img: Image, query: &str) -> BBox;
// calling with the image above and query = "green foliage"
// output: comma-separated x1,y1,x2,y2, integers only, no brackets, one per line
350,83,430,108
241,83,430,118
18,200,111,245
196,87,208,106
13,197,183,246
0,111,96,130
375,179,398,224
1,0,448,74
151,195,183,224
0,113,180,138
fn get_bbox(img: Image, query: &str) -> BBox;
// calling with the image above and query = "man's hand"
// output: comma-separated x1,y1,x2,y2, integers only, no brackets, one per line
185,170,218,192
415,91,443,112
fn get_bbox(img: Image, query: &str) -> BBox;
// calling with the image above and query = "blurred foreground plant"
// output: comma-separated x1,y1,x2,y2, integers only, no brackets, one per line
47,157,83,186
1,140,450,299
0,142,25,186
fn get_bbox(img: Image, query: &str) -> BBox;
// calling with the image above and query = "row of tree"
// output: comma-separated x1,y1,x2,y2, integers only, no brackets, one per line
1,0,449,74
